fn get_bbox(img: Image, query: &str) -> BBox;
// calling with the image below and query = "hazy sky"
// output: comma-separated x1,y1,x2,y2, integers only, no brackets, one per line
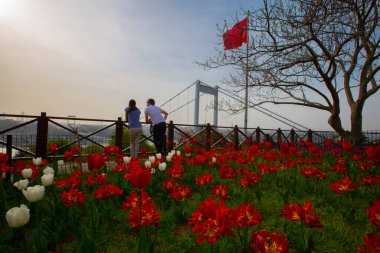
0,0,379,131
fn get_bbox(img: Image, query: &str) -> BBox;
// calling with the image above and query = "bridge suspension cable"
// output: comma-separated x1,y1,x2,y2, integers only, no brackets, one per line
217,86,310,130
211,84,309,131
149,79,311,130
217,89,301,130
167,93,205,116
159,81,196,108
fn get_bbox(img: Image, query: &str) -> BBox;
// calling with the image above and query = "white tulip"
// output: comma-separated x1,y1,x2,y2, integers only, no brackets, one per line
212,157,217,164
5,204,30,228
176,150,181,156
166,155,172,162
159,162,166,172
144,160,151,169
13,179,29,190
33,157,42,166
57,160,64,166
149,156,156,163
169,150,175,156
21,168,33,179
43,167,55,175
22,185,45,202
41,174,54,186
156,153,162,160
150,168,156,174
123,156,131,164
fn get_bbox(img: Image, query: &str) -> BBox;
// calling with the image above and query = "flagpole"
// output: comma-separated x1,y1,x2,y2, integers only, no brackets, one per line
244,12,250,136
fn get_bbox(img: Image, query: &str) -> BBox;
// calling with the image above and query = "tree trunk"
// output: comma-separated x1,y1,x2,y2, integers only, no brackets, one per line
350,103,364,147
328,112,349,140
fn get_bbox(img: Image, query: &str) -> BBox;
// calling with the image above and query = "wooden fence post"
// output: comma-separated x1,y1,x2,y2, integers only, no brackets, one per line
277,128,282,143
6,135,12,165
234,125,239,150
36,112,48,158
115,117,123,153
206,123,211,151
168,121,174,152
5,135,12,181
256,127,261,143
307,129,313,143
290,129,295,143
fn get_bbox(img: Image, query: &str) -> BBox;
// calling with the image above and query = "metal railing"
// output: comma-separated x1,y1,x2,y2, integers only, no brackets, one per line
1,113,380,164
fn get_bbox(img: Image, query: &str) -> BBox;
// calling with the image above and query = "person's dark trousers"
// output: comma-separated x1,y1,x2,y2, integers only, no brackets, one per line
153,122,166,154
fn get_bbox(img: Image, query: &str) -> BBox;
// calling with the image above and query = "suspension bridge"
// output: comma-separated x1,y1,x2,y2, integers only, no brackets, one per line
156,80,311,131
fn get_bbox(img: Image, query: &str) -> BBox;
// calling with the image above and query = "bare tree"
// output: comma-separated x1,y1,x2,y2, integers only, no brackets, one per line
201,0,380,145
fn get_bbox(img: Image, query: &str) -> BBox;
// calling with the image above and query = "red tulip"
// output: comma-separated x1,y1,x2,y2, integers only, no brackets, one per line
169,185,191,201
71,146,80,154
188,198,234,244
360,175,380,186
60,188,88,207
250,230,289,253
0,153,8,164
124,166,152,190
229,202,263,230
300,167,327,179
86,173,106,186
94,184,123,200
140,148,147,155
196,173,213,186
329,176,360,195
49,143,59,153
368,200,380,230
211,184,229,199
219,164,237,179
167,162,185,180
341,140,353,152
87,153,106,171
184,145,194,155
162,179,179,192
123,191,152,211
281,200,323,228
64,151,73,160
128,202,161,228
356,233,380,253
331,164,347,174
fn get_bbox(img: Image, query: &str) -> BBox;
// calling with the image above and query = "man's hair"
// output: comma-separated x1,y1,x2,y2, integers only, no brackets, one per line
147,98,155,105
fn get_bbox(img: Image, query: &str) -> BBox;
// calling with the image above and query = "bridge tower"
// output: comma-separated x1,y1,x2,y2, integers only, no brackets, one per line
194,80,218,126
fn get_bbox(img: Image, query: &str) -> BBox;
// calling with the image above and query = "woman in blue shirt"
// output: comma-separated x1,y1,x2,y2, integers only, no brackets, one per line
125,99,142,157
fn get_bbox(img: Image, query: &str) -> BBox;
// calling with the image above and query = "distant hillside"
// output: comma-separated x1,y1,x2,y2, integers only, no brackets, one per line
0,118,115,137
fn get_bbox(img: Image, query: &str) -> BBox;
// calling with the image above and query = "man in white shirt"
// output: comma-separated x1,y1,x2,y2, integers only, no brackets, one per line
144,98,168,154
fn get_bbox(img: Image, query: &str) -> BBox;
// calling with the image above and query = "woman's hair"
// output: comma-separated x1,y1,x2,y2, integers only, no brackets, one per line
127,99,137,113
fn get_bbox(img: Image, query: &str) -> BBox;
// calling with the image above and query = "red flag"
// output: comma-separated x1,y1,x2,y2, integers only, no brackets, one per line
222,17,248,50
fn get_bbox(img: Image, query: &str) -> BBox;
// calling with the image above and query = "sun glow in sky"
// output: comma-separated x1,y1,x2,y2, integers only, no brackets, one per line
0,0,379,130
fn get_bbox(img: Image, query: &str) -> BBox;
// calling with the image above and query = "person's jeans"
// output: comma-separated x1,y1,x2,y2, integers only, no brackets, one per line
152,122,166,154
129,127,142,157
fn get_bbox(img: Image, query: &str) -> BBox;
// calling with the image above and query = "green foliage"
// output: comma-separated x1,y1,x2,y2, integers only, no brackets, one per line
77,226,96,253
0,143,379,252
109,128,131,150
82,144,103,154
109,128,155,154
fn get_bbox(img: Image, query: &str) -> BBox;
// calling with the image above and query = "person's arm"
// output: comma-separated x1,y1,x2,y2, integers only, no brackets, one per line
145,113,150,123
161,109,168,120
125,111,128,122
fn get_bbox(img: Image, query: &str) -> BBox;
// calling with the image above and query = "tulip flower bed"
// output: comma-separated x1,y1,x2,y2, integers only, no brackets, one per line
0,140,379,253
